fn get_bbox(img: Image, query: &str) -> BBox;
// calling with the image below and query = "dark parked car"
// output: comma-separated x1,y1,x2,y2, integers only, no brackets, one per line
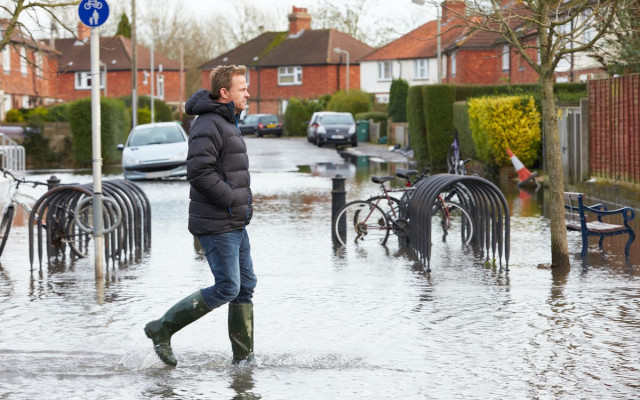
310,112,357,147
117,122,188,180
238,114,283,137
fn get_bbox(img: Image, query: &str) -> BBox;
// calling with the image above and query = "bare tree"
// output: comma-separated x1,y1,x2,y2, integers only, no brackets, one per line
0,0,79,51
441,0,634,272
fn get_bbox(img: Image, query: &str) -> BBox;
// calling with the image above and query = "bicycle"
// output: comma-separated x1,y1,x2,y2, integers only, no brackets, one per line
446,130,471,175
333,168,474,247
0,168,93,259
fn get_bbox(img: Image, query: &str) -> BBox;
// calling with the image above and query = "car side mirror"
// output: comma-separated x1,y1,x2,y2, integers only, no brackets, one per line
117,144,124,151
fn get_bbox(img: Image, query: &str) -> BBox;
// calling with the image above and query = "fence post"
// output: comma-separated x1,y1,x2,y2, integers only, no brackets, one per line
331,174,346,244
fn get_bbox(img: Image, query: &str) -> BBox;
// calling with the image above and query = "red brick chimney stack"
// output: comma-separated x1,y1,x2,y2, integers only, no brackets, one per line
441,0,466,23
77,22,90,41
288,6,311,36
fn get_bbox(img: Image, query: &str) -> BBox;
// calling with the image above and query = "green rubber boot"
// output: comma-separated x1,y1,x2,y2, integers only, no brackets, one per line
144,290,212,366
228,303,254,364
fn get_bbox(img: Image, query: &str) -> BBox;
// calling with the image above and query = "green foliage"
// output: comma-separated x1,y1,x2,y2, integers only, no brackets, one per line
388,79,409,122
407,85,428,165
27,107,48,122
21,126,53,169
69,97,129,168
46,103,70,122
5,109,24,122
284,97,323,137
602,7,640,75
452,101,475,159
468,95,541,168
137,108,151,125
119,95,173,122
423,84,456,171
115,13,131,38
327,89,372,116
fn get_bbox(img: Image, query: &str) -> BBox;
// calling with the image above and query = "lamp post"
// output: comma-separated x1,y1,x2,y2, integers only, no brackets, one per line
412,0,441,83
150,39,154,123
333,47,350,91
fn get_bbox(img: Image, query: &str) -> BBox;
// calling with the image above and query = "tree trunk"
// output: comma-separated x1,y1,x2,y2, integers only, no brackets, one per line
540,74,570,272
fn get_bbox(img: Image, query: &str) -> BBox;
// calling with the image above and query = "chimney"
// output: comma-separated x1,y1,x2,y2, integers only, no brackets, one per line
441,0,466,23
288,6,311,36
77,22,90,41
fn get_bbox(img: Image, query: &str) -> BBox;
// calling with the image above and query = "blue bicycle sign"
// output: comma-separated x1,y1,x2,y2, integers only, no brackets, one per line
78,0,109,27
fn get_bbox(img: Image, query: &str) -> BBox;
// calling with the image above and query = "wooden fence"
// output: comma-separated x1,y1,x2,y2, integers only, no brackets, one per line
588,74,640,185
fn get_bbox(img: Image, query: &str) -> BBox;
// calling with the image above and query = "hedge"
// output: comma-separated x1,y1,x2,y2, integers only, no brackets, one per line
69,97,129,167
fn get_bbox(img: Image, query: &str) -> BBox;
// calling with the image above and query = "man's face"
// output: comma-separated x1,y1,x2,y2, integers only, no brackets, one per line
223,74,250,112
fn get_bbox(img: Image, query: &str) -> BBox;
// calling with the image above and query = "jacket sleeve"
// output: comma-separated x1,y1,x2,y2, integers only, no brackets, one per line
186,119,234,207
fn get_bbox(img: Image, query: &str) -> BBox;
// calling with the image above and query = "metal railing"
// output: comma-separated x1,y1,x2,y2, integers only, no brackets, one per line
0,133,25,177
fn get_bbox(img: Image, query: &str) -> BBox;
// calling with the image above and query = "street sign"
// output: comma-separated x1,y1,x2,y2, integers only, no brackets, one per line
78,0,109,28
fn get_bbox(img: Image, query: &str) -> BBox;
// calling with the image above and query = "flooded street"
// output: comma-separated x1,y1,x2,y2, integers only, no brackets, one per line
1,137,639,399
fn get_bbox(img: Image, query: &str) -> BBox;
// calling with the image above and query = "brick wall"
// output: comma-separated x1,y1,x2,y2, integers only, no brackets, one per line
200,64,361,115
447,49,500,84
1,47,60,104
589,74,640,184
57,70,182,106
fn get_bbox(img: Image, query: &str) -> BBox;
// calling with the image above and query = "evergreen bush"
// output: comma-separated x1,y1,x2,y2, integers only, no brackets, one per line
467,95,541,168
388,78,409,122
119,95,173,122
284,97,323,137
5,109,23,122
327,90,372,116
407,85,428,165
69,97,129,168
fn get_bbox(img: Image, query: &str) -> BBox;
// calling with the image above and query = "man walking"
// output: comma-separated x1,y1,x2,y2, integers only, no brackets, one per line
144,65,256,367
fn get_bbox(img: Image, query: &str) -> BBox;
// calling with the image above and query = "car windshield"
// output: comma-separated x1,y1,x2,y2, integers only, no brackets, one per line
129,125,185,146
321,114,354,125
243,116,258,124
261,115,279,123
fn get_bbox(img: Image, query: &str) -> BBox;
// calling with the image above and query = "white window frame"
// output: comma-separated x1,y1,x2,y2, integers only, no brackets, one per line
156,74,165,100
502,45,510,71
74,71,105,90
19,47,27,76
3,46,10,73
278,66,302,86
281,99,288,115
414,58,428,79
35,51,43,78
378,61,392,81
451,51,457,77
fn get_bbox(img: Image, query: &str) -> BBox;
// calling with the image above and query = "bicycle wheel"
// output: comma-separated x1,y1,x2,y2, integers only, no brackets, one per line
334,200,390,247
366,195,401,221
65,202,93,258
432,200,473,245
0,205,15,257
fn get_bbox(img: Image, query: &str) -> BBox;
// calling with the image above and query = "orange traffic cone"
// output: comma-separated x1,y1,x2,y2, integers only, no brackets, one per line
507,148,538,188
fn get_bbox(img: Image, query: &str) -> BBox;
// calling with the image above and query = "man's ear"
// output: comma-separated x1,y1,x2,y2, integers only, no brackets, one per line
219,87,229,100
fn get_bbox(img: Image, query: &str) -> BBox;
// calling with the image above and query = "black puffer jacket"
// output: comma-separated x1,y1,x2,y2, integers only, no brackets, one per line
185,89,252,236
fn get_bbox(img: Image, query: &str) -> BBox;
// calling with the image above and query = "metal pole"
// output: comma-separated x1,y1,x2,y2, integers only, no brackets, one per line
90,27,104,279
345,50,350,92
131,0,137,128
179,39,184,121
331,174,346,245
437,8,441,83
150,40,154,123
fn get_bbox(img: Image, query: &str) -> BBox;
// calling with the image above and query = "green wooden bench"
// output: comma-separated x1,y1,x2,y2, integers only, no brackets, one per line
564,192,636,257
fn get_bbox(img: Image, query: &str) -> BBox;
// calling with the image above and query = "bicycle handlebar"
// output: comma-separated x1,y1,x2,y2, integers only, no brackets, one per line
1,168,49,188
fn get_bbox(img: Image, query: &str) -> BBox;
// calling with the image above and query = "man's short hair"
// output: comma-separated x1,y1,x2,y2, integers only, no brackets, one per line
210,65,247,100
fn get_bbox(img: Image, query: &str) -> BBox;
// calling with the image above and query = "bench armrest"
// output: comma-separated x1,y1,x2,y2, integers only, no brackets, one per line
583,203,636,227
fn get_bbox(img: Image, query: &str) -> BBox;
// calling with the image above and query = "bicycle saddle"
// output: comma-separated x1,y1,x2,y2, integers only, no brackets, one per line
396,169,418,180
371,176,395,184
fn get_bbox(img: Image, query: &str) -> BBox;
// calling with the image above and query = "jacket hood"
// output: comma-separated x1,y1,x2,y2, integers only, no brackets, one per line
185,89,236,122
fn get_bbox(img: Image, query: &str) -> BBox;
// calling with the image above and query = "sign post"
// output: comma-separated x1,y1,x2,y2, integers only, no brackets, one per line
78,0,109,279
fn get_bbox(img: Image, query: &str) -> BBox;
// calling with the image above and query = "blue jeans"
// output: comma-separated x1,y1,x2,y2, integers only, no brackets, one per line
197,227,257,309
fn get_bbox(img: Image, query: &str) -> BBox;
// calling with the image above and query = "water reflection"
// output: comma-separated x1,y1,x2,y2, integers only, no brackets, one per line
1,141,639,399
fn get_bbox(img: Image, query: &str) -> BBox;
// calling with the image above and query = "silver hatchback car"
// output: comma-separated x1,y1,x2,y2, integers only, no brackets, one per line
307,112,357,147
118,122,189,180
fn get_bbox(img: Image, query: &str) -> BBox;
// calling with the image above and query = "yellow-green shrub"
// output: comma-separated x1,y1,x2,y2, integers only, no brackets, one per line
468,95,541,167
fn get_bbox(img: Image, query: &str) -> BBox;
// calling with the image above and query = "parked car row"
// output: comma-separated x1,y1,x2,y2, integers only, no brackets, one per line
306,111,357,147
117,111,356,181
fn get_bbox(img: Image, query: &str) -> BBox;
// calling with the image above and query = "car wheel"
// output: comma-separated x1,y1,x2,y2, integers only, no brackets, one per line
315,135,323,147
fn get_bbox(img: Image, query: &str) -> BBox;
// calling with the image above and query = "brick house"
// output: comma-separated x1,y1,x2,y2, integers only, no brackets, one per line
199,7,373,116
359,0,467,103
55,24,183,108
0,20,61,120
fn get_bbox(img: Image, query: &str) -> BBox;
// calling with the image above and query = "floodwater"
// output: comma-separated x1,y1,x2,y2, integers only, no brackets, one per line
1,137,639,399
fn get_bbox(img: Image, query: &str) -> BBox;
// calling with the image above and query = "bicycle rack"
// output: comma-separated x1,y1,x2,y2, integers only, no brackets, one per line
400,174,510,272
28,179,152,268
